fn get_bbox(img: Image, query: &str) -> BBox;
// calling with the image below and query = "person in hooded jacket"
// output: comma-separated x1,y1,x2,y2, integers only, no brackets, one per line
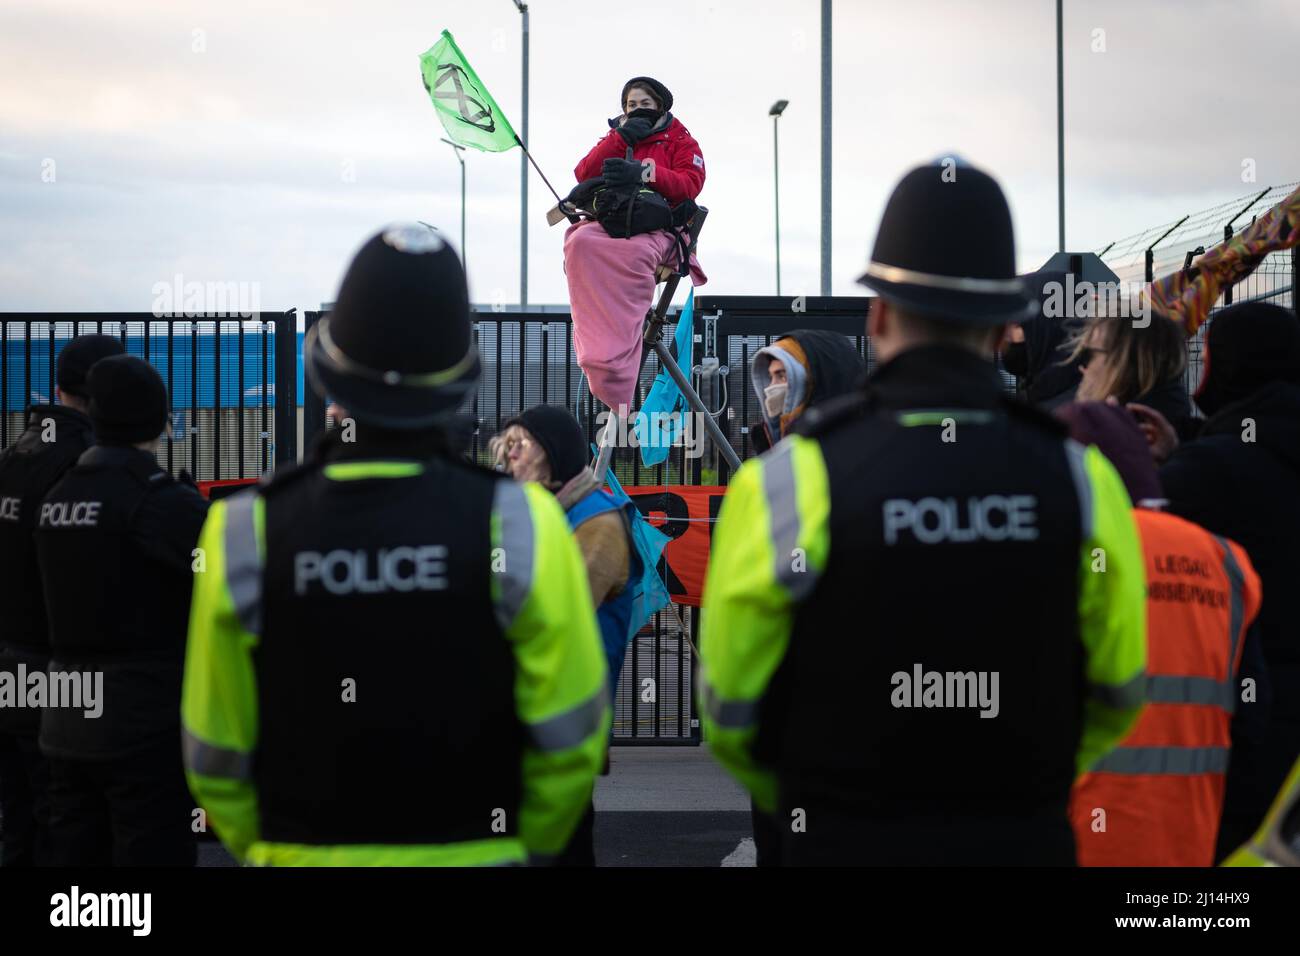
749,329,866,455
1000,270,1083,409
0,334,124,866
1131,301,1300,859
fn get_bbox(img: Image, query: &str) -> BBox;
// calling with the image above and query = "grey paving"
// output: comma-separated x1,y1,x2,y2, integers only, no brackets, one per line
595,745,750,812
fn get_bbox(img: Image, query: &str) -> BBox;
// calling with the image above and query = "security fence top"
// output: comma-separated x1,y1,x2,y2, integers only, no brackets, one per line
1099,181,1299,284
695,295,874,338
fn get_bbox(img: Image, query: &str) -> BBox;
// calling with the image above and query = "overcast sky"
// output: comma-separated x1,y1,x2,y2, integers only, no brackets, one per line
1,0,1296,313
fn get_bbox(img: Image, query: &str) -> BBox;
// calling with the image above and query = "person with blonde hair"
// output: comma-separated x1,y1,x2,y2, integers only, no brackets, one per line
1067,310,1194,436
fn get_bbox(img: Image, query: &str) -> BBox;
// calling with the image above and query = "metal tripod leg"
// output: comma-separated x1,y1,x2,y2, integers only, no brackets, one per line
591,406,620,484
650,338,740,471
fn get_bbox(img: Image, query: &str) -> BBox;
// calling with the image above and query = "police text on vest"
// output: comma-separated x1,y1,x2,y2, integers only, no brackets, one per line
50,886,151,936
883,495,1038,545
38,500,102,527
294,546,449,596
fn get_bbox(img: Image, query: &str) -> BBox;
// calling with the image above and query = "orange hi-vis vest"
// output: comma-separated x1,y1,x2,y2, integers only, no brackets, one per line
1071,508,1261,866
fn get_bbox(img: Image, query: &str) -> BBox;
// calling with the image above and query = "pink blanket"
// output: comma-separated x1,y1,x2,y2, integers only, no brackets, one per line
564,220,707,413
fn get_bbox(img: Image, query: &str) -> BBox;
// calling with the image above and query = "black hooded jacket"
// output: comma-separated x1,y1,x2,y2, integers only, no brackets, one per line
1008,271,1082,408
750,329,866,452
1160,380,1300,854
1161,381,1300,692
1132,374,1197,441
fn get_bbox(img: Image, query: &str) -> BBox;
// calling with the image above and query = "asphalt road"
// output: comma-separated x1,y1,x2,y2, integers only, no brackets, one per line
8,746,755,867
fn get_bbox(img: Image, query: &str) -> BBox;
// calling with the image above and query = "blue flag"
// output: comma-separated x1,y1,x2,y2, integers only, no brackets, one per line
593,452,673,640
633,289,695,467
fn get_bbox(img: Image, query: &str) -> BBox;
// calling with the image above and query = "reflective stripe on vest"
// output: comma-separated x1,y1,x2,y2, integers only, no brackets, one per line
1096,521,1247,774
1093,745,1229,775
762,442,818,602
224,492,263,637
491,482,535,631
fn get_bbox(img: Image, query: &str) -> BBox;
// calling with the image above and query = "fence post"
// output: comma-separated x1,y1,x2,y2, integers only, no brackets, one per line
302,311,326,454
273,309,298,467
1294,246,1299,319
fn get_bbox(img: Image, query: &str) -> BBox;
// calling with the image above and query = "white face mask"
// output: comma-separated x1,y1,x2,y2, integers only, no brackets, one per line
764,382,788,417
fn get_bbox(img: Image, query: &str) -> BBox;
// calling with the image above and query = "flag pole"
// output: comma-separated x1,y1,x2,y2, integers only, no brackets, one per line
514,133,564,205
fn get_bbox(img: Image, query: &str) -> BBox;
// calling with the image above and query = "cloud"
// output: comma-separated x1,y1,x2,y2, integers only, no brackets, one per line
1,0,1294,310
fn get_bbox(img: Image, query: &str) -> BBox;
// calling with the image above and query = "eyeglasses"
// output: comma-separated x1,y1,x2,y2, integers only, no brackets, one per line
1079,347,1109,368
504,435,534,456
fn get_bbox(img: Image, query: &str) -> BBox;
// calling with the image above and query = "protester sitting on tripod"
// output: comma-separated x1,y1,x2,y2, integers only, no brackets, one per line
562,77,707,415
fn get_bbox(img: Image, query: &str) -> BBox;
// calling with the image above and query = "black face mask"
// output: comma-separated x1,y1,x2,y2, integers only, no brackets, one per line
1001,341,1030,378
626,107,662,124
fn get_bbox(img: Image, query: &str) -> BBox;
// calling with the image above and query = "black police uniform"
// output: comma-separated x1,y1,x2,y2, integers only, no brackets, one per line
776,346,1091,864
35,445,208,865
248,434,527,848
0,405,96,866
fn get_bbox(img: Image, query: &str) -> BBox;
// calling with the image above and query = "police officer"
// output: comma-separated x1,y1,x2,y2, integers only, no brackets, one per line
34,354,208,865
182,224,609,866
0,334,124,866
699,160,1148,866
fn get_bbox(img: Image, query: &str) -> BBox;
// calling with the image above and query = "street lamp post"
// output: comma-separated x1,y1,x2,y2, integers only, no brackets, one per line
512,1,529,308
770,100,789,296
1056,0,1065,252
440,138,467,272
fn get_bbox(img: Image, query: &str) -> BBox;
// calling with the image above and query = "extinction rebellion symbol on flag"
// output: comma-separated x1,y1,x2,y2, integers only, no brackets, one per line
427,63,496,133
420,30,519,152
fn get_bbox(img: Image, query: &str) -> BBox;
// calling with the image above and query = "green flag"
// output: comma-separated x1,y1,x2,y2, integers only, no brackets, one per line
420,30,518,152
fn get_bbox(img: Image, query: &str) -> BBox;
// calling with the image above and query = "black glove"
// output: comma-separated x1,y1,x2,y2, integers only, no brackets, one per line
602,157,644,187
617,114,655,146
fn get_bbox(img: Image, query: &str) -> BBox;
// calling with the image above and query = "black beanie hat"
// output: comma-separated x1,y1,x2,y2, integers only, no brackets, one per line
621,77,672,112
503,405,588,485
57,334,126,398
1195,301,1300,417
87,354,170,445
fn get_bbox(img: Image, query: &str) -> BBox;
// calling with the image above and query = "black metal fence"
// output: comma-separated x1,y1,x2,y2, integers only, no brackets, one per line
1098,185,1300,397
1,313,299,479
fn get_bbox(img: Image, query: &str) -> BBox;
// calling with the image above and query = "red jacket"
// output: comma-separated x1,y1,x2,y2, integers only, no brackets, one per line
573,116,705,206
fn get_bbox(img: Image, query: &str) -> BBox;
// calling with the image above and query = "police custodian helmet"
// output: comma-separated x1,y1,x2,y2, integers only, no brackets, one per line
856,157,1035,325
305,224,481,429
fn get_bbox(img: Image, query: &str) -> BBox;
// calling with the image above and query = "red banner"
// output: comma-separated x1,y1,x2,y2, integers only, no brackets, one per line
197,478,258,500
625,485,725,608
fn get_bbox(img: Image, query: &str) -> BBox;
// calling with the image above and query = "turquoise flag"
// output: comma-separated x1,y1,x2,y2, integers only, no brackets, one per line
634,289,695,467
593,453,673,641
